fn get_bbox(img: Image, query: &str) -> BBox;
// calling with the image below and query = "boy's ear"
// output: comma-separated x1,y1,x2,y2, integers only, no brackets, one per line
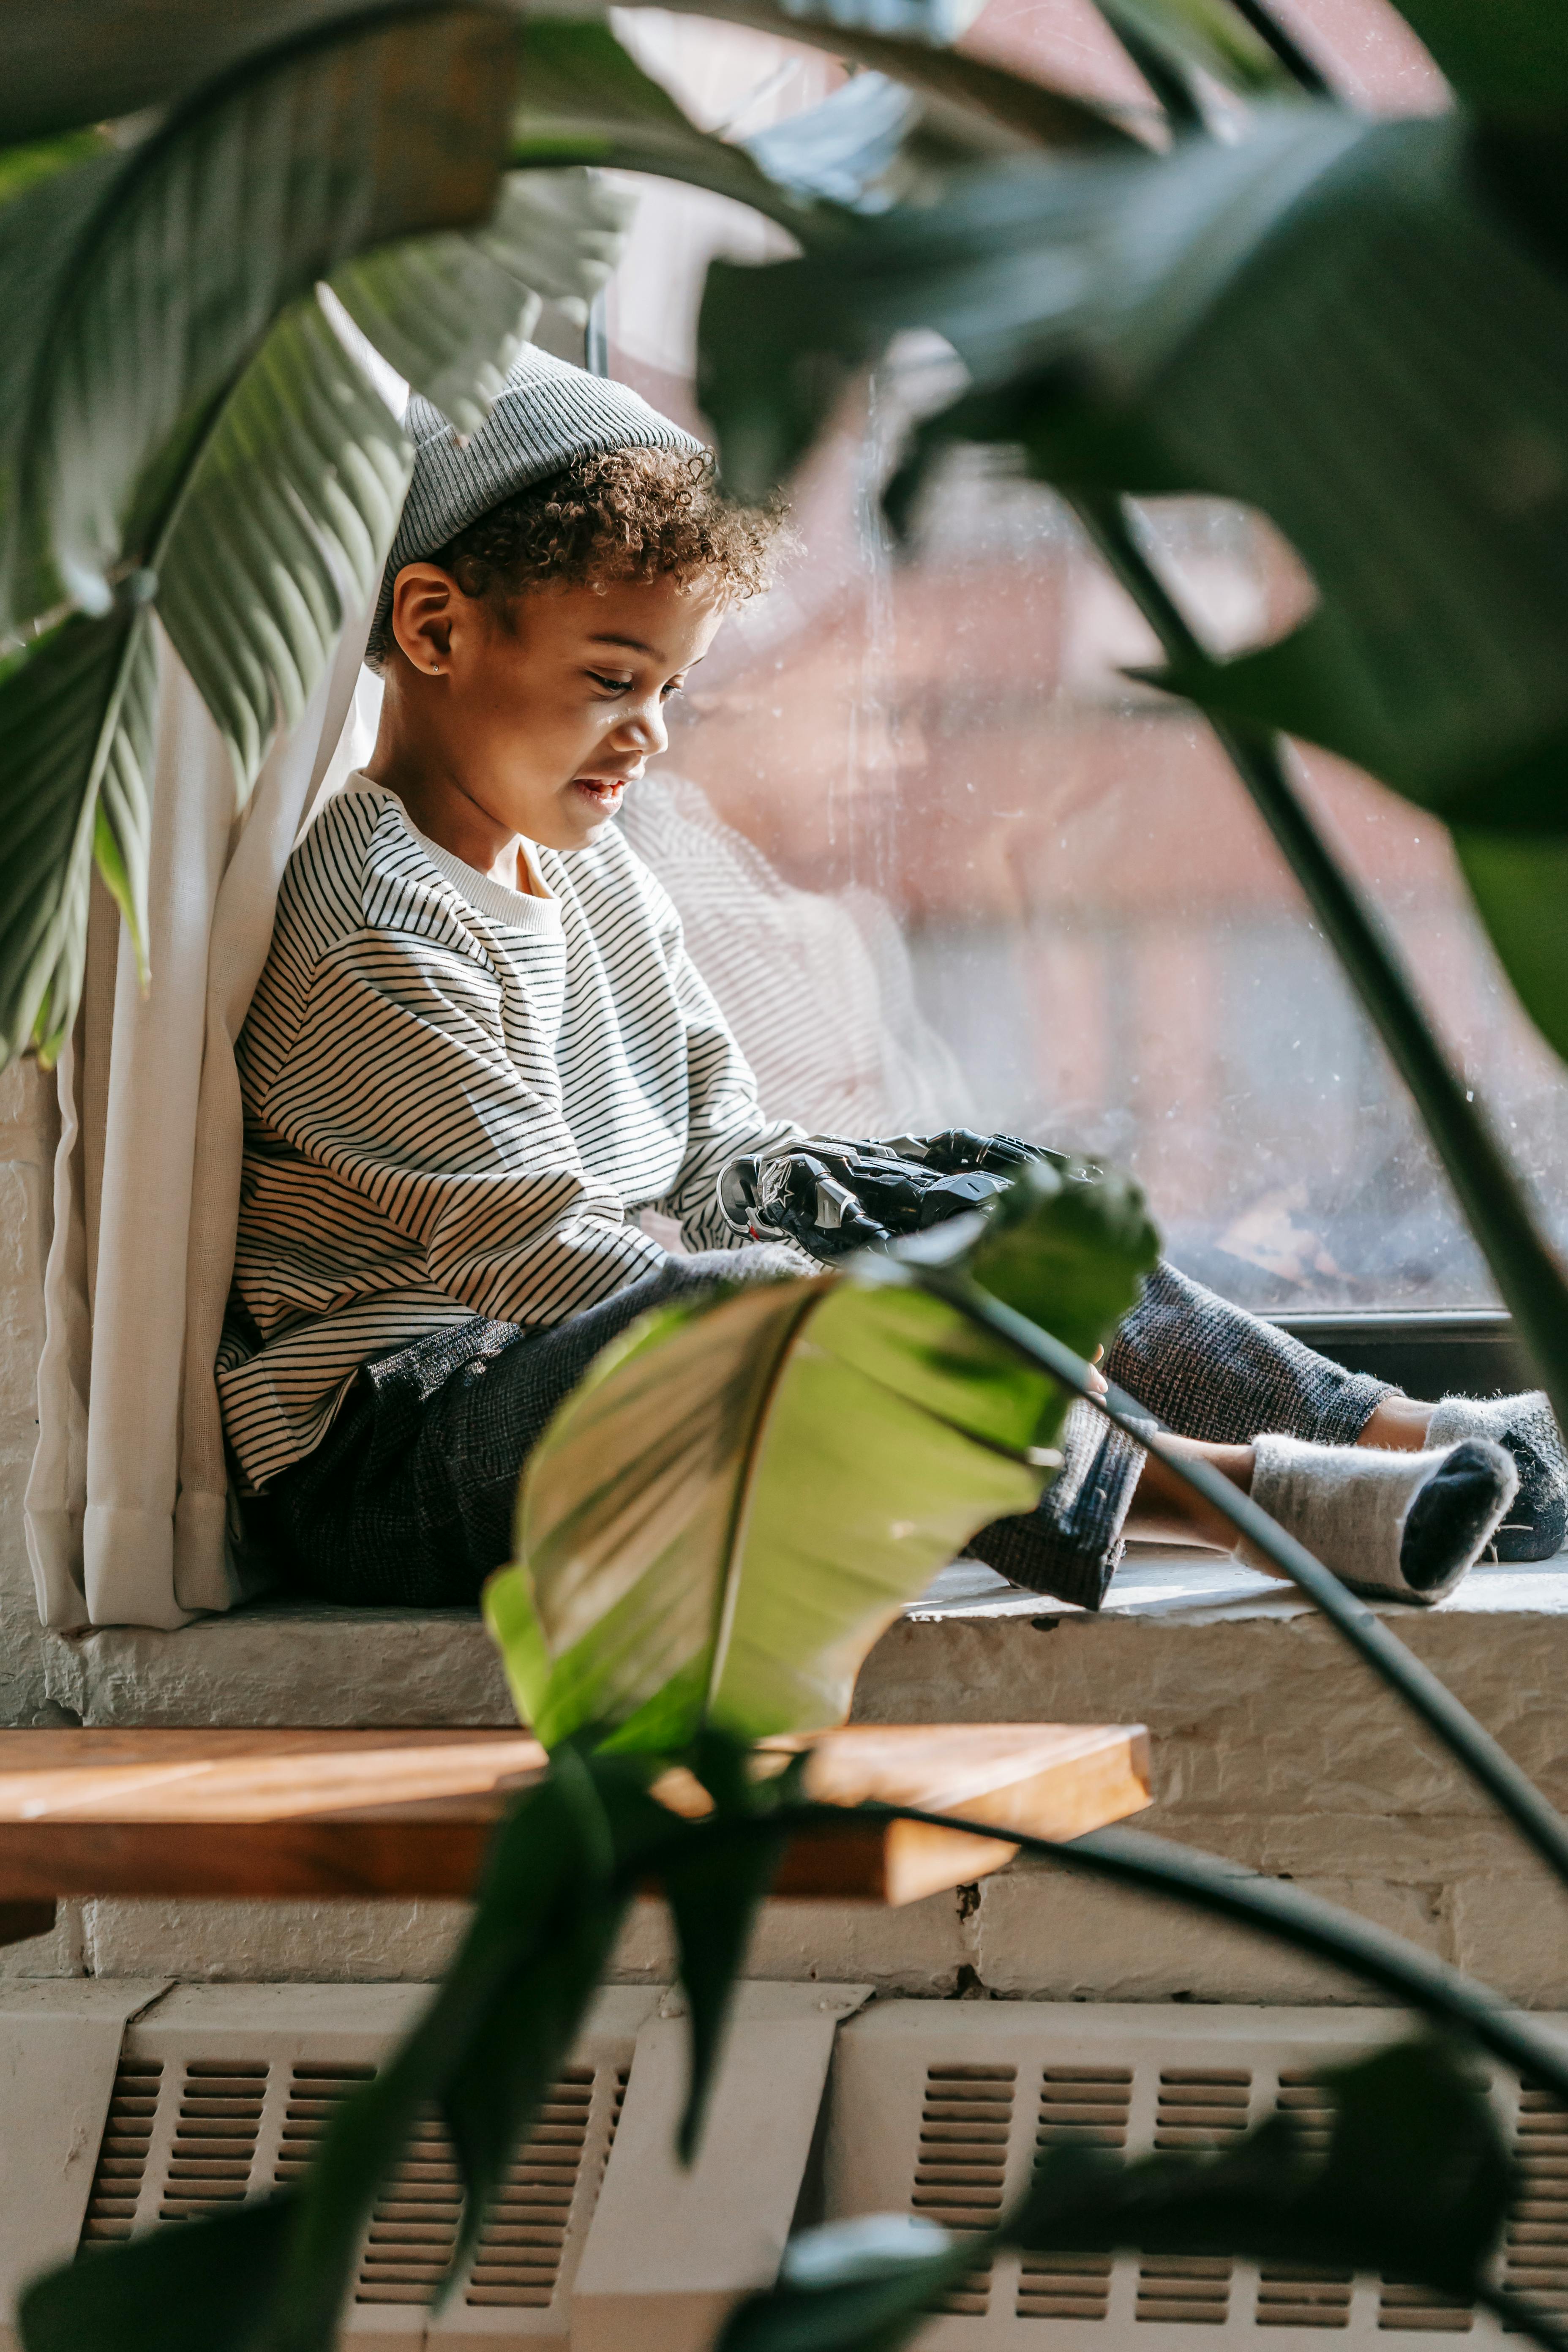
388,563,461,676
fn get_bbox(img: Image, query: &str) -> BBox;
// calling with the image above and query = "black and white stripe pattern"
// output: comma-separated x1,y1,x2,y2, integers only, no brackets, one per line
372,347,701,648
219,776,796,1488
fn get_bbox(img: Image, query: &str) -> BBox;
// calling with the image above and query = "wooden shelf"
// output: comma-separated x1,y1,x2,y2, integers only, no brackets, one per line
0,1721,1151,1913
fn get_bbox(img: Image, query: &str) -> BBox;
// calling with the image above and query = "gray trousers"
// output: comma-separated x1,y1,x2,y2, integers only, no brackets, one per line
267,1251,1389,1613
966,1260,1390,1606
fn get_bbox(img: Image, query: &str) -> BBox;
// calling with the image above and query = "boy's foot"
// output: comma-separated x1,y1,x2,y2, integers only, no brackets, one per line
1241,1435,1518,1605
1426,1392,1568,1561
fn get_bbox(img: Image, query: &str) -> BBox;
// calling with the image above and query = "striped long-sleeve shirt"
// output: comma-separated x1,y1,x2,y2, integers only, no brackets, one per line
218,775,798,1489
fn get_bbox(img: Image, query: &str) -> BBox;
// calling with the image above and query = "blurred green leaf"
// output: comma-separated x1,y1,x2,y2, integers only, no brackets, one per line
0,0,1129,156
17,1747,660,2352
274,1746,635,2352
433,1747,655,2296
486,1275,1044,1750
1382,1,1568,112
725,2041,1547,2352
0,127,110,208
1453,829,1568,1067
0,607,154,1064
1092,0,1302,95
967,1159,1159,1354
663,1731,805,2163
1012,2039,1513,2297
488,1166,1156,1753
506,19,808,218
0,0,363,142
0,7,520,638
20,2191,298,2352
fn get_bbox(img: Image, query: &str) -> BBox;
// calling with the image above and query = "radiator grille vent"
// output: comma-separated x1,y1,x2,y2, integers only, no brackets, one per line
1377,2280,1473,2333
1137,2256,1233,2326
1014,2064,1132,2323
274,2063,377,2188
1037,2064,1132,2152
914,2062,1014,2317
1154,2067,1252,2152
161,2062,266,2221
80,2060,164,2246
1503,2083,1568,2330
1018,2251,1114,2323
1257,2074,1353,2328
356,2111,464,2306
463,2066,594,2310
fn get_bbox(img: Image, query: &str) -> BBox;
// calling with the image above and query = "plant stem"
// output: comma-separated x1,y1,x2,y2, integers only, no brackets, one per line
1223,0,1332,93
922,1263,1568,1894
637,1793,1568,2136
1069,487,1568,1440
831,1803,1568,2126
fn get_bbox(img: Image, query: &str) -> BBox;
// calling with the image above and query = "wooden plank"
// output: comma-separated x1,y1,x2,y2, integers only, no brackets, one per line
0,1724,1151,1906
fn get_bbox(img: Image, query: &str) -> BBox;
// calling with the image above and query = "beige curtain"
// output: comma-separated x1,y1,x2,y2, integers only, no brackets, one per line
25,621,378,1630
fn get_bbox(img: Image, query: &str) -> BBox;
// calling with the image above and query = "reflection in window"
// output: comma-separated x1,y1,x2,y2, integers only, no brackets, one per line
604,0,1565,1310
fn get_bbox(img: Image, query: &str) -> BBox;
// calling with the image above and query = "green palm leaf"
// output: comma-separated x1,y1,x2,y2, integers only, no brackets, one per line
0,7,523,639
0,607,155,1062
153,297,413,797
488,1275,1049,1751
331,165,632,438
486,1165,1158,1752
0,0,1130,157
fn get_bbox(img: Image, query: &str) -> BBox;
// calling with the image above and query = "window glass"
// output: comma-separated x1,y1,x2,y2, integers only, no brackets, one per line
606,0,1565,1310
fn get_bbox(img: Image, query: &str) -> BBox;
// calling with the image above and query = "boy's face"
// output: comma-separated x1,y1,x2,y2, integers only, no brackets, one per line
387,568,725,853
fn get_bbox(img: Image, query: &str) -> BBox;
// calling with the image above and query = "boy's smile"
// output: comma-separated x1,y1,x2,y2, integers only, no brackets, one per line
365,570,726,891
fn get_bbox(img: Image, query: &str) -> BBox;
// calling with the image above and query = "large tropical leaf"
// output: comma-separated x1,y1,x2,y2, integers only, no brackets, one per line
13,0,1087,1069
0,608,155,1062
0,145,630,1059
0,6,522,639
153,297,412,796
331,164,631,437
0,6,770,1063
0,0,1132,158
485,1163,1156,1750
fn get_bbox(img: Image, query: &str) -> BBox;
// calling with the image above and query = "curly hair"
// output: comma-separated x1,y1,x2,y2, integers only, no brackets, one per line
368,446,784,666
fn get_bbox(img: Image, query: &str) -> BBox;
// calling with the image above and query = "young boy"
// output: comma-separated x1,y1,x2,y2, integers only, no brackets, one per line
220,349,1564,1614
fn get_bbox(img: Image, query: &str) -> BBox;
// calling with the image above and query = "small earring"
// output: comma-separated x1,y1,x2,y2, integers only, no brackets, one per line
430,663,442,676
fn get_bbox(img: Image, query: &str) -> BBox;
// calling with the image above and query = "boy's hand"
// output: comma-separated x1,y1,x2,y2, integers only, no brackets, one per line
717,1130,1080,1264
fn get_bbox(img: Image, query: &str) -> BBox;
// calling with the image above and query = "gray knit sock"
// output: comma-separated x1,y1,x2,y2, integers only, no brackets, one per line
1240,1435,1517,1604
1426,1392,1567,1561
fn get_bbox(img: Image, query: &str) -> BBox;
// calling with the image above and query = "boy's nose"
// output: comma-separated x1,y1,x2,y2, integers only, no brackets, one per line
624,697,668,757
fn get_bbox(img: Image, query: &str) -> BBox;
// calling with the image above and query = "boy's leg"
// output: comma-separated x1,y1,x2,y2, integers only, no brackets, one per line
968,1261,1533,1609
1105,1261,1390,1449
268,1246,799,1607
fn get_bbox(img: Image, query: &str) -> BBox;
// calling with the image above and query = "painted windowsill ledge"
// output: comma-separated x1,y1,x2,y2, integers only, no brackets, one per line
36,1544,1568,1730
19,1543,1568,2006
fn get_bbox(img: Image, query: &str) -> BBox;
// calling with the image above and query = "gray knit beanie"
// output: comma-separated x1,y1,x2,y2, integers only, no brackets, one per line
372,345,703,652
